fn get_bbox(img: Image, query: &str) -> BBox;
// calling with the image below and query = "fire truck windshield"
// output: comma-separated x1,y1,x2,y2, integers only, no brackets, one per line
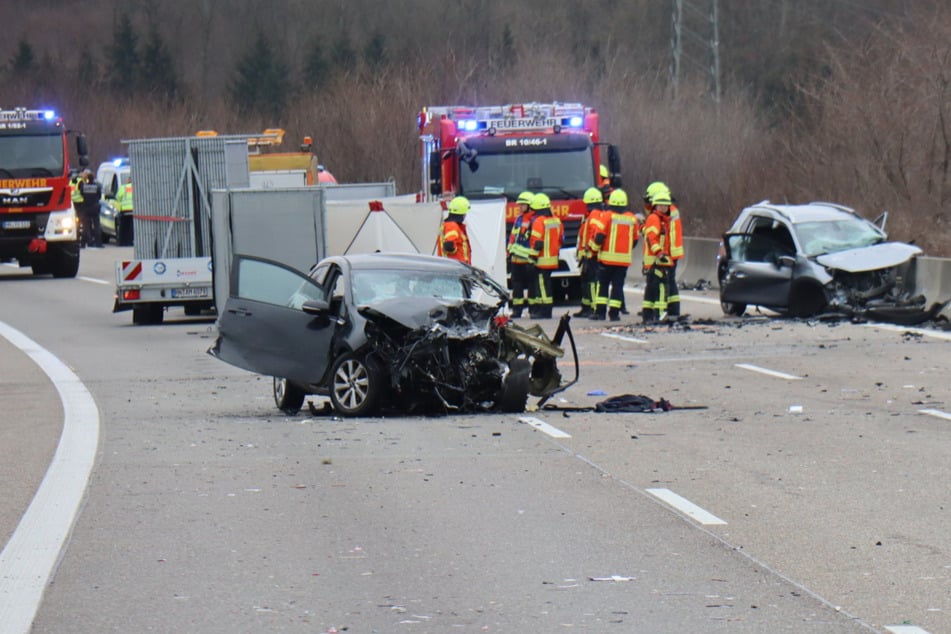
458,144,595,201
0,134,65,177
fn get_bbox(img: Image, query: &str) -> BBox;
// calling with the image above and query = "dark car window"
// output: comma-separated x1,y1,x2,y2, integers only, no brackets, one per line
236,258,322,308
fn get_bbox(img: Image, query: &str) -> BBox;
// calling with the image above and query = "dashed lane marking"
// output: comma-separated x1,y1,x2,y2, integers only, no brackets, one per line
885,626,932,633
77,276,109,285
864,323,951,342
646,488,727,525
600,332,649,344
919,408,951,422
735,363,802,380
518,416,571,438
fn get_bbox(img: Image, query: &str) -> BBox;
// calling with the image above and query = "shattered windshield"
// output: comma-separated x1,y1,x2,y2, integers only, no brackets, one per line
458,147,595,200
794,218,885,257
351,268,504,307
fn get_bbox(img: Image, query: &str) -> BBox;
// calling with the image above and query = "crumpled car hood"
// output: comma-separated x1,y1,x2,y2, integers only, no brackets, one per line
358,296,496,332
815,242,922,273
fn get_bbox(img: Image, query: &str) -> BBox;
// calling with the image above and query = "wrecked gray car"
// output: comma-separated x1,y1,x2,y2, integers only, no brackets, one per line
208,253,577,416
716,201,936,323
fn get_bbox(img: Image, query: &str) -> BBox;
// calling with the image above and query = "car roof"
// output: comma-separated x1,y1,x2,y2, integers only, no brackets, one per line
339,252,468,272
742,201,864,224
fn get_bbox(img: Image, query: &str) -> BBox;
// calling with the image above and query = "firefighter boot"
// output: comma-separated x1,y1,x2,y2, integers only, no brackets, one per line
574,305,592,317
589,306,606,321
642,308,658,325
609,308,621,322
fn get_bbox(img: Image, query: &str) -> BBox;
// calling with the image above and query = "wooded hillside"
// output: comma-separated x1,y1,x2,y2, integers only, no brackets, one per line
4,0,949,254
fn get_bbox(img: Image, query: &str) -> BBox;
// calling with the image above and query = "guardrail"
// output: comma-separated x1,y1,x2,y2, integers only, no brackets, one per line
625,237,951,309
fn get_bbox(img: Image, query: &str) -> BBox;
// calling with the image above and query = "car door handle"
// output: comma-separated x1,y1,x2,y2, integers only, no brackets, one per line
732,271,747,279
227,307,253,317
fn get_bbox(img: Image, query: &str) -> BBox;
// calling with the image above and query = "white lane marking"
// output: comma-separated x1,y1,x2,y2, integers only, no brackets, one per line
919,408,951,421
735,363,802,380
77,275,109,285
865,323,951,342
600,332,649,344
0,321,100,634
885,626,932,634
646,488,727,525
518,416,571,438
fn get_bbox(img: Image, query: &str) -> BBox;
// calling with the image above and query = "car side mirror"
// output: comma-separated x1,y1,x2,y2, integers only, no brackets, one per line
301,298,330,315
776,255,796,268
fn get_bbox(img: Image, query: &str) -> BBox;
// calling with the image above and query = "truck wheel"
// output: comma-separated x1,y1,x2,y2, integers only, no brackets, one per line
49,247,80,278
273,377,306,414
31,260,52,276
132,304,164,325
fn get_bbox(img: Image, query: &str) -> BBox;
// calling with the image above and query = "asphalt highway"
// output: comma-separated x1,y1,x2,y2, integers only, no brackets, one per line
1,246,949,634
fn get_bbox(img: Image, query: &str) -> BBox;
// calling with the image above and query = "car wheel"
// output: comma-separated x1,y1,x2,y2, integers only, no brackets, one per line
789,282,827,317
273,377,306,414
496,358,531,413
329,352,381,417
720,298,746,316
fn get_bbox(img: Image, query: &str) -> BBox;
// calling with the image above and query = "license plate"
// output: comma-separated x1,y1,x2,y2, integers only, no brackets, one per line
171,287,209,299
2,220,31,229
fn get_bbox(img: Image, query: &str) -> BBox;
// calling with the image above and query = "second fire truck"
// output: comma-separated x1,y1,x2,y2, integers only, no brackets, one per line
418,102,622,301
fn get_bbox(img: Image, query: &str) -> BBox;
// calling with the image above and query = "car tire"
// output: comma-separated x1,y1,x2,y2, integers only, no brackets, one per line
720,298,746,316
789,282,827,317
329,352,381,417
132,303,164,325
273,377,306,414
496,358,531,413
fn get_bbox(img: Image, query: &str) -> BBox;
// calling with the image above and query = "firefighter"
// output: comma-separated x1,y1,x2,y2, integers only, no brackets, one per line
436,196,472,264
527,193,563,319
590,189,638,321
641,188,680,324
78,169,103,248
506,191,536,318
574,187,604,317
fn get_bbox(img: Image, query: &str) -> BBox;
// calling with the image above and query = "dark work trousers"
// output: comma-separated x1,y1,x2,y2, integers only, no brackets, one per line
80,207,102,247
509,262,535,316
643,265,678,320
594,264,628,319
530,267,554,318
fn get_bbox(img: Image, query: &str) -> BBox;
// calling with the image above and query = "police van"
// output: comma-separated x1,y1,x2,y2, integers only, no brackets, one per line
96,158,133,245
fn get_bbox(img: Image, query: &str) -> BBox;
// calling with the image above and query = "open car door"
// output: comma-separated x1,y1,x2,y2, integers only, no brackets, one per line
208,256,336,385
719,233,795,309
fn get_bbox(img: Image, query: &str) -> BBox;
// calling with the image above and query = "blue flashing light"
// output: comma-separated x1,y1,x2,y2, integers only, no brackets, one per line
459,120,478,132
113,158,124,167
568,116,583,128
43,110,56,120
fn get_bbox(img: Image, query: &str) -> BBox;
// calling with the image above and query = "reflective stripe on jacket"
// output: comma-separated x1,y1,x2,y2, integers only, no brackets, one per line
116,183,134,211
669,205,684,260
529,215,563,269
642,210,672,267
507,211,535,263
596,211,638,267
437,220,471,264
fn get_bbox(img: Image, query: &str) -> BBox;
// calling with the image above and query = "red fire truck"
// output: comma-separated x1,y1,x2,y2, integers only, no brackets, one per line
418,102,622,301
0,107,88,278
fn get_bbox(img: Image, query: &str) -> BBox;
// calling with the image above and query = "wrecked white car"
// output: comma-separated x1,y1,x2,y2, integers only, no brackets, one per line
716,201,937,323
208,253,577,416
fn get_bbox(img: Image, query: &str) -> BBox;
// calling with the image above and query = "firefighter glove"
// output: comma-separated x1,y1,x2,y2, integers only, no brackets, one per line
657,254,671,265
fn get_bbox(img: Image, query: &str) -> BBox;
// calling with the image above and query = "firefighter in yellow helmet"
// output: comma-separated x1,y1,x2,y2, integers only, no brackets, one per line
574,187,604,317
641,187,681,324
590,188,638,321
527,193,563,319
506,191,536,317
436,196,472,265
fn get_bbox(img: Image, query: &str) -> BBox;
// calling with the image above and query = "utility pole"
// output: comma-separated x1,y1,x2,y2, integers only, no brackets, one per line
670,0,721,106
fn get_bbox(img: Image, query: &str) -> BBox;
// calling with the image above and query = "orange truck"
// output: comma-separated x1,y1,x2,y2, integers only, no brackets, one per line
0,107,89,277
418,102,622,301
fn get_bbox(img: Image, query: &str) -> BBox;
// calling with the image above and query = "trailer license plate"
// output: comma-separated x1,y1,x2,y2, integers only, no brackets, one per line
2,220,31,229
171,287,208,299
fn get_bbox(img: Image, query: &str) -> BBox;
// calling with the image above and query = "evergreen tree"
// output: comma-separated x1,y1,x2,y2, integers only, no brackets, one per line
77,49,99,88
106,13,140,93
11,39,35,73
229,30,290,119
496,26,516,72
330,34,357,75
363,32,387,73
141,26,179,102
303,42,330,90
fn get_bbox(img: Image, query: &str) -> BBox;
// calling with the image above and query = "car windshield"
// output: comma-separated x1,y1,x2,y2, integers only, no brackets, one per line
0,134,65,176
794,217,885,257
350,268,469,305
459,147,595,200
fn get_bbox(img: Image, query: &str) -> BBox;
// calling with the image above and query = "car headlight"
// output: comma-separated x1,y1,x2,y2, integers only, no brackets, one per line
44,209,78,241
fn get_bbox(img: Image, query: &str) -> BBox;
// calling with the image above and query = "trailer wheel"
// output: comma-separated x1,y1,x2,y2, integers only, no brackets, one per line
132,304,164,325
273,377,306,414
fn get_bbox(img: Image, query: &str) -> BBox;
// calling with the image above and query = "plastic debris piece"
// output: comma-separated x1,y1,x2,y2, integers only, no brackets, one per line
588,390,607,396
589,575,635,582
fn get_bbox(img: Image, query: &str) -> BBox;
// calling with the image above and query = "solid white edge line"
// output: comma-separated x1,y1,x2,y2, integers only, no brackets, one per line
623,285,720,305
864,323,951,342
646,488,727,525
518,416,571,438
600,332,649,344
919,408,951,421
735,362,802,380
885,626,932,634
0,322,100,634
